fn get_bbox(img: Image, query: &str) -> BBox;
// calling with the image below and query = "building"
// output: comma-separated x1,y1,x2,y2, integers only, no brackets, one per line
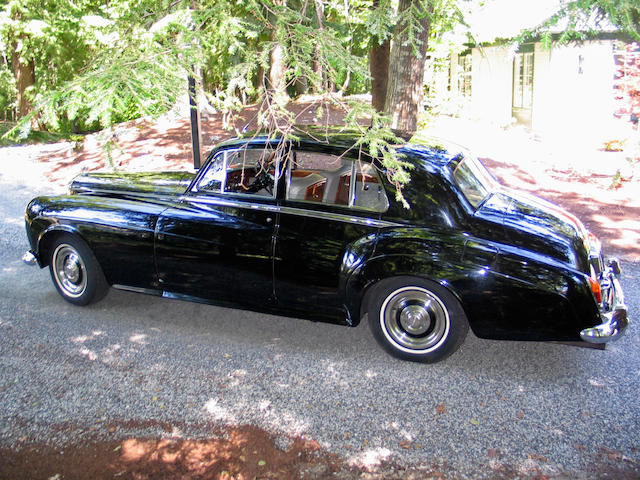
437,0,639,140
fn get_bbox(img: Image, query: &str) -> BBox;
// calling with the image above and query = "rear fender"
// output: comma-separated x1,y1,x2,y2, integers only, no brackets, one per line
345,252,471,326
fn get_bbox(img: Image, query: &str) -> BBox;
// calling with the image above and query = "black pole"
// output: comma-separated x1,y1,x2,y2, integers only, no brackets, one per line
188,72,201,170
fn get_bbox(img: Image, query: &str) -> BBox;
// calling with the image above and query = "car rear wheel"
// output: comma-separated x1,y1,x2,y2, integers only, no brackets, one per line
49,234,108,306
368,277,468,363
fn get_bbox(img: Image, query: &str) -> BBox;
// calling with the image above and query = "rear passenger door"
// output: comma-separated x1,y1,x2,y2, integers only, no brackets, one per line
274,148,389,321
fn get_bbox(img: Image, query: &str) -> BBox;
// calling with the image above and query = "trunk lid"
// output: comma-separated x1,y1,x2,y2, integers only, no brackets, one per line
479,188,592,272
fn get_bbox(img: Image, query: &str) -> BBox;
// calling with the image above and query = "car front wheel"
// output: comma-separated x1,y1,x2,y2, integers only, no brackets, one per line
49,234,108,306
368,277,468,363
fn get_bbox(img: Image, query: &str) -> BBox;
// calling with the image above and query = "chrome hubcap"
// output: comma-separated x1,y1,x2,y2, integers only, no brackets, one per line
380,286,450,353
53,244,87,298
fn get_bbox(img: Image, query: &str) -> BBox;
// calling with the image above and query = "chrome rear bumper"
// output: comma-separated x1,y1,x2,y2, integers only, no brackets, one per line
580,259,629,344
22,250,37,266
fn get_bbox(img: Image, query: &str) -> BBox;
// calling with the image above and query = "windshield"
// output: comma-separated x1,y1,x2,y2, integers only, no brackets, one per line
451,156,497,210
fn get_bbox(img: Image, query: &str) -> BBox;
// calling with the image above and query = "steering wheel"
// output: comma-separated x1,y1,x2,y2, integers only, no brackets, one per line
248,169,274,194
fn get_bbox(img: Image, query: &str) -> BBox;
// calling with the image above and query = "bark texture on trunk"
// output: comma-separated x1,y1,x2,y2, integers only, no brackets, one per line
384,0,430,137
267,0,288,100
369,38,390,112
11,48,35,118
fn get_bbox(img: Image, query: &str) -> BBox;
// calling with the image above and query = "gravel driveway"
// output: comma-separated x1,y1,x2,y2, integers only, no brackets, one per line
1,146,639,479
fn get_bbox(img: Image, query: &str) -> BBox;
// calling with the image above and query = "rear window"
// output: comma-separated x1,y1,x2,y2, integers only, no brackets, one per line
451,156,496,209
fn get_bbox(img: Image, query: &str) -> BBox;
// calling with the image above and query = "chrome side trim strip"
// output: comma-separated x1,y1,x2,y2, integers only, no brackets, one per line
112,284,163,296
185,196,280,213
278,205,400,228
184,195,401,228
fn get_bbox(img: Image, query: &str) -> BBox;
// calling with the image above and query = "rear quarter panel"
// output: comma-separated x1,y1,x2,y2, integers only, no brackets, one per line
351,227,600,342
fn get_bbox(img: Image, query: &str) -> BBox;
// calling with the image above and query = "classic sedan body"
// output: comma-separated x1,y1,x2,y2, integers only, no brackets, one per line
23,129,629,362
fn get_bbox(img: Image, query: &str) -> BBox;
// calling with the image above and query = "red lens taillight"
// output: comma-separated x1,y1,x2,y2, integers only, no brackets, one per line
588,277,602,303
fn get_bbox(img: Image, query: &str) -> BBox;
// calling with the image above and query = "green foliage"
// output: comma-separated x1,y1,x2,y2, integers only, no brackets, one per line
0,0,468,200
36,44,185,132
0,121,81,145
525,0,640,43
0,62,16,118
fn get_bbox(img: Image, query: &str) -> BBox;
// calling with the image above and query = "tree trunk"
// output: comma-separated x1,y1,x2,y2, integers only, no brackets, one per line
268,34,287,97
384,0,431,137
267,0,288,102
369,38,390,112
11,47,35,118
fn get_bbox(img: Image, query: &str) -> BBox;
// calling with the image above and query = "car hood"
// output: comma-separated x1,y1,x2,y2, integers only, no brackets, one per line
69,171,196,197
479,188,591,270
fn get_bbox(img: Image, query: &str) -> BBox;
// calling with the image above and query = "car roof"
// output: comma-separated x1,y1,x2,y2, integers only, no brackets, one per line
216,127,467,169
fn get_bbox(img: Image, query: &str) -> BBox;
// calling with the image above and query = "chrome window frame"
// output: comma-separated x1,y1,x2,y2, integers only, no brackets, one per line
193,147,281,200
285,151,388,213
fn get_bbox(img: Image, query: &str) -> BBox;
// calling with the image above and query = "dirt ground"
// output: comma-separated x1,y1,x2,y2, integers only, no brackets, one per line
2,424,638,480
3,100,639,479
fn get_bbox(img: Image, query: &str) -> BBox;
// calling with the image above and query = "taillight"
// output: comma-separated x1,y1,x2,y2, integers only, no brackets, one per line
588,277,602,303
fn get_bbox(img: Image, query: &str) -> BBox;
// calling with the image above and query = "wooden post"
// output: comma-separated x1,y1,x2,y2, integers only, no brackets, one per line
188,72,202,170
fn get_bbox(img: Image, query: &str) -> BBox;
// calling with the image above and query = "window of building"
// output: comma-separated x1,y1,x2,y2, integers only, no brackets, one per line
457,54,472,98
513,51,534,110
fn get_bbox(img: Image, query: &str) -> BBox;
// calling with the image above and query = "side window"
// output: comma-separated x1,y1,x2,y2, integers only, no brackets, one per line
287,151,388,212
195,151,226,192
287,152,349,205
195,147,278,198
353,163,389,212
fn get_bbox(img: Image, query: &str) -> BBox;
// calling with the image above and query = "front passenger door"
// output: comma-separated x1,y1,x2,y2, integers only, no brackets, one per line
155,146,280,307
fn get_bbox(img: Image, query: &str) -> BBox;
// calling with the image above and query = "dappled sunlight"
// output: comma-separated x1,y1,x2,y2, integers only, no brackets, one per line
93,425,327,479
322,360,350,389
129,333,148,345
71,330,105,343
201,394,310,437
387,421,415,443
68,329,145,366
203,399,237,423
3,216,24,226
225,369,247,388
78,347,97,361
349,447,393,470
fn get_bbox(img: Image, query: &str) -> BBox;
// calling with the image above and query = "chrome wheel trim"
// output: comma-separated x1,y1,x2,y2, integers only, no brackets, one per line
379,286,450,354
52,244,87,298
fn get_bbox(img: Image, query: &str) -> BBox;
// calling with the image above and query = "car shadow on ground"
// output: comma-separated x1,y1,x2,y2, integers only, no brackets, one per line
89,288,606,383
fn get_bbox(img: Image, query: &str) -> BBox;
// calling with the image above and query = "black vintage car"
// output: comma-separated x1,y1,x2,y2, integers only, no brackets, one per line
23,129,629,363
